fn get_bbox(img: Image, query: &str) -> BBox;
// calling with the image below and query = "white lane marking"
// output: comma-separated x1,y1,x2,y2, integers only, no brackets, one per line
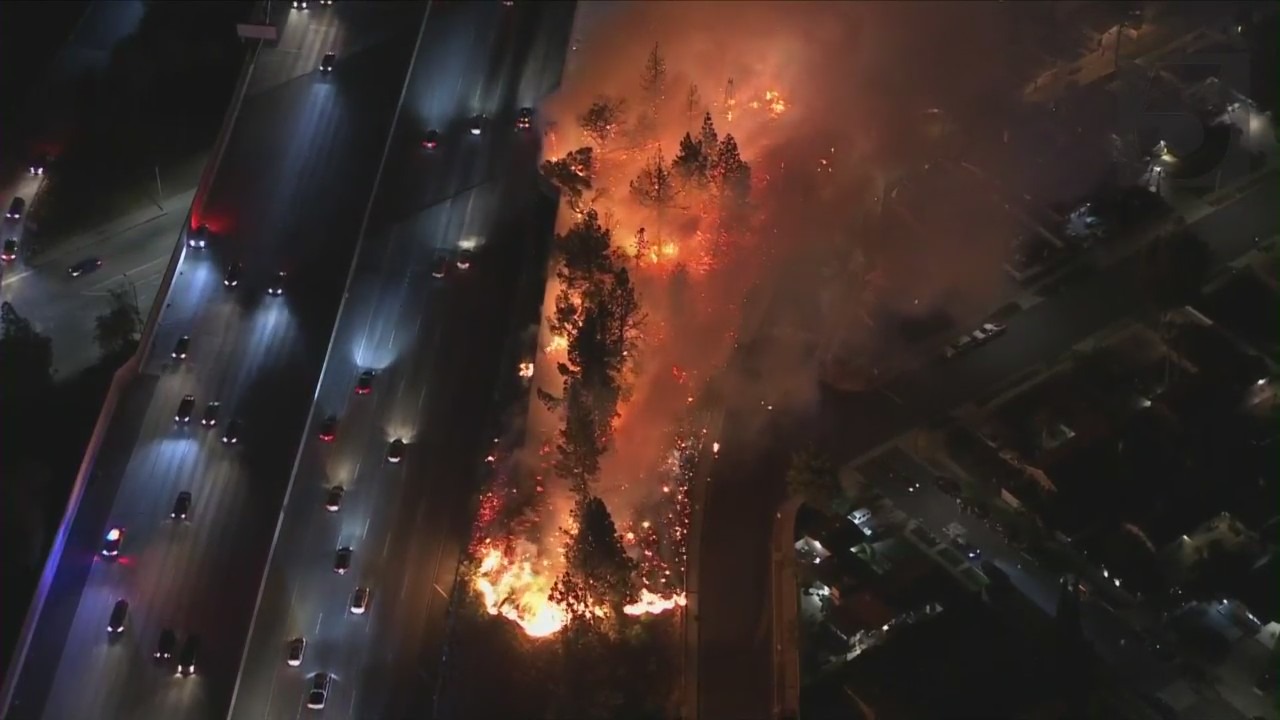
314,612,324,635
362,517,371,540
400,574,412,600
382,532,393,560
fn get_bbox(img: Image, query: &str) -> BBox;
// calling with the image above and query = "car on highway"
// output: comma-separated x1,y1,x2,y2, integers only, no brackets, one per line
318,414,338,442
320,51,336,73
355,369,375,395
222,418,242,445
267,271,287,296
942,334,975,359
933,475,962,498
469,114,485,135
320,0,333,5
516,106,534,131
972,321,1007,341
101,527,125,557
287,637,306,667
386,438,405,463
224,262,242,287
187,223,209,249
66,257,102,278
307,673,331,710
431,253,448,278
292,0,309,7
171,491,192,520
177,635,200,677
201,401,220,427
6,197,25,220
950,537,982,561
350,586,370,615
107,600,129,634
422,129,440,150
333,546,353,574
905,478,922,493
171,335,191,360
29,156,49,175
1,239,17,262
325,485,344,512
154,629,176,660
175,394,196,424
457,248,474,270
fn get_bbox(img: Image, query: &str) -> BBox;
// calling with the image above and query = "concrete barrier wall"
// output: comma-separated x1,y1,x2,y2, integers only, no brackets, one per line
0,7,269,712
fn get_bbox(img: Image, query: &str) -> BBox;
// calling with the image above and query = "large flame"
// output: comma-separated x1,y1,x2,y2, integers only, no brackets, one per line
474,545,568,638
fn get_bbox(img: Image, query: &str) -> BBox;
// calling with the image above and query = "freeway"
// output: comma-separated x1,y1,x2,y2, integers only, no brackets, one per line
695,172,1280,719
227,2,576,719
2,3,427,720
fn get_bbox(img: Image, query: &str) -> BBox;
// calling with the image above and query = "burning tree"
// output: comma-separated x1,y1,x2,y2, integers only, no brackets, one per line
684,83,701,129
636,42,667,141
551,496,637,628
578,96,628,150
540,146,597,214
713,133,751,206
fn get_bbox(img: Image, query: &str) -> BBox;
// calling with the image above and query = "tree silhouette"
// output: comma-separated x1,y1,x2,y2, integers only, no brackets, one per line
672,132,708,188
93,285,143,359
556,209,616,291
561,496,637,609
713,133,752,205
541,147,596,214
685,84,701,129
639,43,667,102
554,385,607,498
630,146,680,216
0,302,54,456
786,446,843,511
579,97,628,149
632,227,651,265
698,112,720,175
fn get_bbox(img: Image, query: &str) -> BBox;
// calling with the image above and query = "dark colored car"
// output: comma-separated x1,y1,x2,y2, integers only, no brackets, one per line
101,527,125,557
187,223,209,249
287,637,306,666
177,635,200,677
422,129,440,150
1,238,16,262
29,156,49,175
325,485,344,512
516,106,534,130
307,673,330,709
221,418,242,445
292,0,309,9
172,335,191,360
155,629,176,659
386,438,405,463
456,248,474,270
175,394,196,424
333,546,353,574
320,51,336,72
267,271,287,296
430,253,448,278
355,370,375,395
318,414,338,442
201,401,220,427
223,262,242,287
349,586,370,614
6,197,25,220
107,599,129,634
66,257,103,278
950,537,982,561
171,491,192,520
469,114,485,135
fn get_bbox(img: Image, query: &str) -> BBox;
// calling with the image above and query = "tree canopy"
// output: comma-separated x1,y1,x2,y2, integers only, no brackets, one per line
579,97,628,149
93,285,143,359
786,446,843,511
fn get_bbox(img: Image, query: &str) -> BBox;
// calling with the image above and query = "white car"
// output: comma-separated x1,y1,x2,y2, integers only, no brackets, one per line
973,322,1007,341
307,673,330,709
287,637,306,667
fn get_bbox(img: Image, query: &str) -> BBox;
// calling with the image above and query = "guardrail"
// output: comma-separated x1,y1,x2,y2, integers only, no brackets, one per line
0,6,270,713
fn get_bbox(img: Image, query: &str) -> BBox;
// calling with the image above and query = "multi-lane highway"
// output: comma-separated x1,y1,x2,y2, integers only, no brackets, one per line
695,172,1280,719
3,3,428,719
228,3,575,718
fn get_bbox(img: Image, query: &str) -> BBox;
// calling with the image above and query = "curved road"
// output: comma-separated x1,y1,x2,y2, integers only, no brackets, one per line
228,3,576,718
4,3,429,719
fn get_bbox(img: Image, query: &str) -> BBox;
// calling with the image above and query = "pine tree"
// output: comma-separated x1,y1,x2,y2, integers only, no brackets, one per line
698,112,719,168
671,132,708,188
578,97,627,149
629,146,679,212
639,43,667,101
714,133,751,204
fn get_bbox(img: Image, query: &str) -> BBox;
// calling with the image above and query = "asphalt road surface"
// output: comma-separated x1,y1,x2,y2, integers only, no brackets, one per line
3,3,428,719
227,3,575,719
1,190,194,376
694,173,1280,720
